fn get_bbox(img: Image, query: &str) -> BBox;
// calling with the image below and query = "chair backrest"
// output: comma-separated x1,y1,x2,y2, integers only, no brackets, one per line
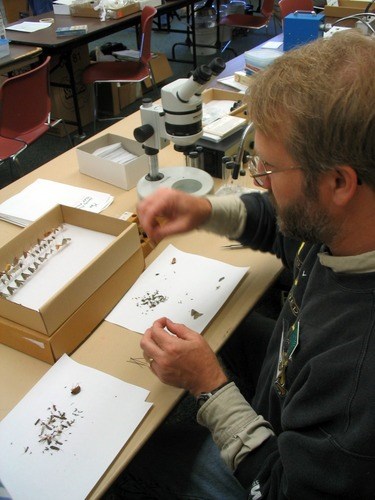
0,56,51,139
139,6,157,65
28,0,54,14
261,0,277,18
279,0,314,18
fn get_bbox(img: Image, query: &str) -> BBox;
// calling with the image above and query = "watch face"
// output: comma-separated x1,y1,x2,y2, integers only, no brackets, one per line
197,393,211,408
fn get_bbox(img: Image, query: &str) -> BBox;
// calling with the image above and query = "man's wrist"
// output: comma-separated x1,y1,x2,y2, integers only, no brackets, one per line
196,380,231,408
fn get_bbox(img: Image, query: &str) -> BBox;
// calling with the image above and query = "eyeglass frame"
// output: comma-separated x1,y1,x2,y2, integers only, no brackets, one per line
248,155,302,187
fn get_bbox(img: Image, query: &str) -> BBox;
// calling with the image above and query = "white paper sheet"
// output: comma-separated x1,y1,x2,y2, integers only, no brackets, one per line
7,224,115,310
106,244,248,334
217,75,248,92
55,0,74,5
0,355,152,500
6,22,52,33
0,179,114,227
261,40,283,49
202,99,237,126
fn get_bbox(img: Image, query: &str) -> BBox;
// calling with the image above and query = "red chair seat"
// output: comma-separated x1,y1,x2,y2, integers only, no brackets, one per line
0,137,26,161
0,56,68,180
83,60,151,85
16,123,51,145
220,13,270,29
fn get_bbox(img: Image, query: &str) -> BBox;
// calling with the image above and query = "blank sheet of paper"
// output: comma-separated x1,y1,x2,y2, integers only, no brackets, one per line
0,179,114,227
106,244,249,334
0,355,152,500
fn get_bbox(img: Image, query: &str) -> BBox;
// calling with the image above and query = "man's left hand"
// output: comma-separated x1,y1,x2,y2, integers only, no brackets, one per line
141,317,228,397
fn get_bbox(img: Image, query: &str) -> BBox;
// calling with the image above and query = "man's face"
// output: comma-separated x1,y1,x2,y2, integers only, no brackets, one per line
254,131,338,245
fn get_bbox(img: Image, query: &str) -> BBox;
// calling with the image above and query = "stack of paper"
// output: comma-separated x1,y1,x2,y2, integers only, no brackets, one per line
0,179,114,227
203,115,247,143
93,142,138,164
5,22,52,33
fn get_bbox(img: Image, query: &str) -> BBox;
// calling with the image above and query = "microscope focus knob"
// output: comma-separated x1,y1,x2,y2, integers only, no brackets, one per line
134,124,154,143
225,161,236,170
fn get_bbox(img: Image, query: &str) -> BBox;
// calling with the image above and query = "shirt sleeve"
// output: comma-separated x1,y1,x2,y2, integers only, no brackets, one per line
199,195,247,240
197,382,274,471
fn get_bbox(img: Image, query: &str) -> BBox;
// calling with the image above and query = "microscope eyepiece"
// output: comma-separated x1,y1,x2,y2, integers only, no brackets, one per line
209,57,226,76
192,64,213,85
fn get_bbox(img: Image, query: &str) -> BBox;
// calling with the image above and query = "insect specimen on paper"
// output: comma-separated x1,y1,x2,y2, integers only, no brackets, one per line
216,276,226,290
71,384,81,395
23,402,84,456
191,309,203,320
0,225,71,300
133,290,169,313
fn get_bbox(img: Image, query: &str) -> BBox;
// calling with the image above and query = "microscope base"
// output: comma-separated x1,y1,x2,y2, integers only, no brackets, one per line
137,166,214,199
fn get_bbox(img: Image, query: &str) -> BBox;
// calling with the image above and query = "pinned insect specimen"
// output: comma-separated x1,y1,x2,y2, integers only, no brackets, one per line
127,357,149,367
191,309,203,320
0,225,71,300
26,403,84,455
171,257,177,265
71,384,81,395
216,276,226,290
134,290,168,312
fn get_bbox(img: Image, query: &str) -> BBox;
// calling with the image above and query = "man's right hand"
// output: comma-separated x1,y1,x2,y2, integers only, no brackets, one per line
137,188,212,242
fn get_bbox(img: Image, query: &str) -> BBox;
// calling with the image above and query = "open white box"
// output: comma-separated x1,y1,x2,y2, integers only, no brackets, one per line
77,134,149,190
53,0,74,15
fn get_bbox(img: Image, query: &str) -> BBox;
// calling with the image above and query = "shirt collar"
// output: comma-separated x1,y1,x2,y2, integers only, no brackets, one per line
318,248,375,274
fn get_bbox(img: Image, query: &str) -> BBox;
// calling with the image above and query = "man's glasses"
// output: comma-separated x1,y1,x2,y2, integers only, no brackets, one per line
248,156,302,187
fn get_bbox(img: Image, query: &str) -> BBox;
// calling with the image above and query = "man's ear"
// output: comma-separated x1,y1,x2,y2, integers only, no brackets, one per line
328,166,359,207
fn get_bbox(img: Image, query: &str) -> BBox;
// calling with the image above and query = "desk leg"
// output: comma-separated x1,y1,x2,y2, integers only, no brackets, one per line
191,4,197,67
64,52,86,140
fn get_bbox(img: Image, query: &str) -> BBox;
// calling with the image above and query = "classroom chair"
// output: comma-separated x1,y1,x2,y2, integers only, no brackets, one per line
279,0,314,19
220,0,277,56
82,6,157,131
0,56,69,179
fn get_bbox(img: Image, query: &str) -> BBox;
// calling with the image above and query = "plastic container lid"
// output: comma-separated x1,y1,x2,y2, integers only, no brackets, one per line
244,48,283,69
0,38,10,59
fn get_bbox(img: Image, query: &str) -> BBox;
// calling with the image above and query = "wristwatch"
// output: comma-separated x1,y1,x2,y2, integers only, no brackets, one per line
196,381,230,408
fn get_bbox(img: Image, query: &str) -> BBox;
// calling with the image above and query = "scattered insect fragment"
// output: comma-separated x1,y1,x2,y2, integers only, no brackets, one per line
71,384,81,395
191,309,203,320
219,277,225,282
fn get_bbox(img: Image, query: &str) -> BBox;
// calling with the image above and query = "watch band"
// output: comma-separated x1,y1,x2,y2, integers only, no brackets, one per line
196,380,230,408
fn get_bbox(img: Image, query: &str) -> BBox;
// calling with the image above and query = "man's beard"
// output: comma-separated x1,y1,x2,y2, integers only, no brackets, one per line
269,189,338,244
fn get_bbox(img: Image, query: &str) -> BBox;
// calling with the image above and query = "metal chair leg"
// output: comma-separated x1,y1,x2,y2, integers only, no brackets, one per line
93,82,99,133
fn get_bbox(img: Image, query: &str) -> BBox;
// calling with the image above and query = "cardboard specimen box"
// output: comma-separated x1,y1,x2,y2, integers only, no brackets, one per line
202,87,248,118
324,0,373,16
202,88,244,105
53,0,75,15
70,1,140,19
97,82,143,117
77,134,149,190
2,0,28,23
144,53,173,89
0,205,145,363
